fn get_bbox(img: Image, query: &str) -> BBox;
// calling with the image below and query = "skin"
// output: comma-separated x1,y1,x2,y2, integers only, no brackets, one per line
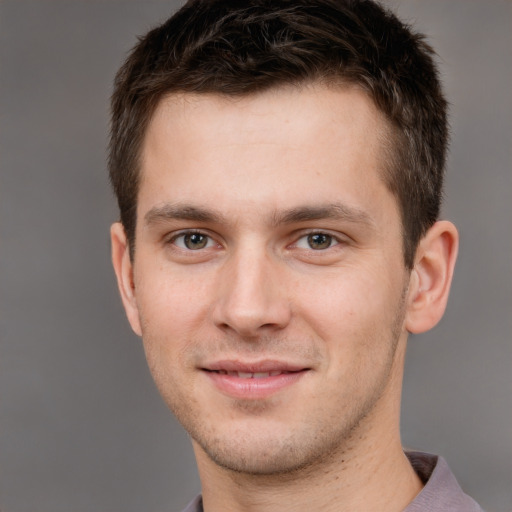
111,85,458,511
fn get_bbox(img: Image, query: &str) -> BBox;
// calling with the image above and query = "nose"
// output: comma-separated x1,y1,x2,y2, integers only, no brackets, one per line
212,247,292,338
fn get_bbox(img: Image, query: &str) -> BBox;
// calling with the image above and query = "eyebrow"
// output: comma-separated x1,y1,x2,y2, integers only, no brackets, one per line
271,203,374,227
144,204,227,226
144,202,374,228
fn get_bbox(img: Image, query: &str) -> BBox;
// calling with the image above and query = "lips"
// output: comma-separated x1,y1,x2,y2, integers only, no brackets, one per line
211,369,299,378
202,360,309,399
204,359,307,374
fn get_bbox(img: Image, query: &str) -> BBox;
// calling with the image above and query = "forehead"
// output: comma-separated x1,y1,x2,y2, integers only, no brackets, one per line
138,85,397,222
146,84,387,151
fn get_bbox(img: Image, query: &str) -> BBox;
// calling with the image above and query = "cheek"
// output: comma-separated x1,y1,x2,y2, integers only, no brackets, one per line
133,274,209,388
294,267,405,376
135,274,204,406
135,266,215,334
295,267,393,336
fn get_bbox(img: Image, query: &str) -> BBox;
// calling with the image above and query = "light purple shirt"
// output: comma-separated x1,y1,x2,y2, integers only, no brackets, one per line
404,452,484,511
181,452,484,512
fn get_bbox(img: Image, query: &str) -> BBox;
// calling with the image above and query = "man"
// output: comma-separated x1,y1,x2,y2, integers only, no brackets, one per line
108,0,484,510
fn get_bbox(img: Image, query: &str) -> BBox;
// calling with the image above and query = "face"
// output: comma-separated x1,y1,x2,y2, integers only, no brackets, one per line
114,85,414,476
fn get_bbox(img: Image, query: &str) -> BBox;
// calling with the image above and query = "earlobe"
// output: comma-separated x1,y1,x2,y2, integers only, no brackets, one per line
405,220,459,334
110,222,143,336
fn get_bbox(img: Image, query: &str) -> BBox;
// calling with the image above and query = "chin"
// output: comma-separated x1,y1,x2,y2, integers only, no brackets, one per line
190,421,346,477
200,441,313,476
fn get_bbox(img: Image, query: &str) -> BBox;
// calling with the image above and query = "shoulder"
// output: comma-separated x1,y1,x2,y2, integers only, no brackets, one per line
180,495,203,512
405,451,485,512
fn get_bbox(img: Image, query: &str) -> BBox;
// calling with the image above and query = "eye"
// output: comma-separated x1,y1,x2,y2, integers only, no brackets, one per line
172,231,216,250
295,232,339,250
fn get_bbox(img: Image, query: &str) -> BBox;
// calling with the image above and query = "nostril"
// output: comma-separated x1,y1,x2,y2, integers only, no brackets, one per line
211,265,292,335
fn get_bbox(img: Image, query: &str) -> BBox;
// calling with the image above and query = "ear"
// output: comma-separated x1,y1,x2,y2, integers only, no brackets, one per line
110,222,142,336
405,220,459,334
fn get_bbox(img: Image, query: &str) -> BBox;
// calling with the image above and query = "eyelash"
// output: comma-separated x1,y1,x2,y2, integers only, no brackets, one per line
166,230,344,252
293,232,341,250
167,230,218,251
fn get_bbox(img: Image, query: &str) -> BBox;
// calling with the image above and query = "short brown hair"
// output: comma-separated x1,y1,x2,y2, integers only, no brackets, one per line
109,0,448,268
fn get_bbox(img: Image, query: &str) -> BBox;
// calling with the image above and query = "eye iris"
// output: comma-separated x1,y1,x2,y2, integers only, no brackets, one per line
308,233,332,250
184,233,208,250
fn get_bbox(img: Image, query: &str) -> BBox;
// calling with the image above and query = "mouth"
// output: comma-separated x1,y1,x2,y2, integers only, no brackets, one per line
208,369,298,378
201,361,310,399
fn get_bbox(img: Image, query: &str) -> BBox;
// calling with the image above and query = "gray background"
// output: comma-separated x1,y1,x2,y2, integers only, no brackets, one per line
0,1,510,511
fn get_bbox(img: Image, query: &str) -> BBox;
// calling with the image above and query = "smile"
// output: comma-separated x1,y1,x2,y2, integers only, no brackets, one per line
211,370,295,378
202,362,310,399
